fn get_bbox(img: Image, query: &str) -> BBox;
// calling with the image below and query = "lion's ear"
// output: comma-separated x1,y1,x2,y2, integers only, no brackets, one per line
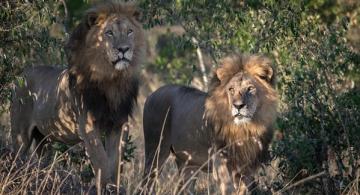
86,10,106,27
215,68,227,82
258,65,274,84
247,57,275,85
86,11,97,27
215,54,240,82
133,9,142,21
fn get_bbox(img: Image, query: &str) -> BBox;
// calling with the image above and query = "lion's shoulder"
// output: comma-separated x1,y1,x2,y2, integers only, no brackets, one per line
24,65,64,75
152,84,206,101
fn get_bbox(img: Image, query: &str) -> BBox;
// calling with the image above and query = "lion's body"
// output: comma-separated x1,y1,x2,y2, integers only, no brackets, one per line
11,67,80,146
11,65,138,146
10,1,145,190
143,84,271,170
143,54,277,194
143,85,211,167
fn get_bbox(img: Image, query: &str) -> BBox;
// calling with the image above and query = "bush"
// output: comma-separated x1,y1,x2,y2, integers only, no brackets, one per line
0,0,67,111
142,0,360,193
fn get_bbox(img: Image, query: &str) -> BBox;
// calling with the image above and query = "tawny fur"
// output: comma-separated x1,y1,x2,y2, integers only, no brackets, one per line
142,53,277,194
10,1,145,190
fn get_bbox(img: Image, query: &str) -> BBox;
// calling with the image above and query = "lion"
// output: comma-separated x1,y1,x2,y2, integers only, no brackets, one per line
10,1,145,191
142,54,278,194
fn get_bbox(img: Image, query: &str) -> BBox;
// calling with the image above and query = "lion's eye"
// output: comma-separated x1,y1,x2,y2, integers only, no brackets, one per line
259,75,267,80
105,30,113,37
127,29,133,36
229,87,235,94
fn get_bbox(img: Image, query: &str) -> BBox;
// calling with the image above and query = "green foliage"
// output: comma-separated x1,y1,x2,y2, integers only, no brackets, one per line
269,9,360,192
0,0,67,110
123,135,136,162
64,0,91,29
149,32,196,84
81,163,95,183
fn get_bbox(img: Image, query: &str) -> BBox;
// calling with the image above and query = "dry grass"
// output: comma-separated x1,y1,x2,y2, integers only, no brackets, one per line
0,143,219,195
342,170,360,195
122,154,215,195
0,147,86,194
1,137,359,194
0,131,277,195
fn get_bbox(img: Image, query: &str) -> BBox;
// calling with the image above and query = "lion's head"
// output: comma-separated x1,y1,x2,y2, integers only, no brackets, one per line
206,54,277,137
66,2,145,82
225,72,260,124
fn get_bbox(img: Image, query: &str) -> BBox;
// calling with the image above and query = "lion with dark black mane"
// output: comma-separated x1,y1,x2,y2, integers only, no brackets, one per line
10,1,145,190
142,54,277,194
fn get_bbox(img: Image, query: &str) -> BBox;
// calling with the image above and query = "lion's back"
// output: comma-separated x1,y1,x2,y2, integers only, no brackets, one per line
21,66,65,91
144,85,206,123
12,66,68,118
143,85,181,134
143,84,207,140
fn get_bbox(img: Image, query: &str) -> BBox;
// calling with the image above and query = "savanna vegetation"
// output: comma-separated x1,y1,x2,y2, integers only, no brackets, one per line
1,0,359,194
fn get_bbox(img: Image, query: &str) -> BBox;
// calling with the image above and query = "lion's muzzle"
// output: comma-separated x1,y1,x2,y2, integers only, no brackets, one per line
231,101,256,125
113,45,134,70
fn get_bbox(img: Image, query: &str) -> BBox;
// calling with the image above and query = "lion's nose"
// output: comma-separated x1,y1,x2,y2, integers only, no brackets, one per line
233,101,245,110
118,46,130,53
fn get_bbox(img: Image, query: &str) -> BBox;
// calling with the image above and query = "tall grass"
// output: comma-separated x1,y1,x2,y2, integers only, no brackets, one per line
1,142,359,194
0,143,98,195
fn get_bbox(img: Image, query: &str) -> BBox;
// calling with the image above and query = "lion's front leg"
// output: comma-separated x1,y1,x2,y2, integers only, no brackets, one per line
212,153,237,195
78,112,112,191
232,171,255,195
232,173,252,195
105,121,129,189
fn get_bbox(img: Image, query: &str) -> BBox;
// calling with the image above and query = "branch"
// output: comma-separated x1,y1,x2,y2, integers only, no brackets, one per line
191,37,208,90
275,171,326,194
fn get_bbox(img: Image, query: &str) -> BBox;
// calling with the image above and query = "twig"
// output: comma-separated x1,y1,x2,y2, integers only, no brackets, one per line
135,107,171,194
116,122,129,194
275,171,326,194
96,170,101,195
60,0,69,34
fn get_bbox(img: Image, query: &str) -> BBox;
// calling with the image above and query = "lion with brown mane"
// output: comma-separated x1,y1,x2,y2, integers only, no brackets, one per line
142,54,278,194
10,1,145,191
